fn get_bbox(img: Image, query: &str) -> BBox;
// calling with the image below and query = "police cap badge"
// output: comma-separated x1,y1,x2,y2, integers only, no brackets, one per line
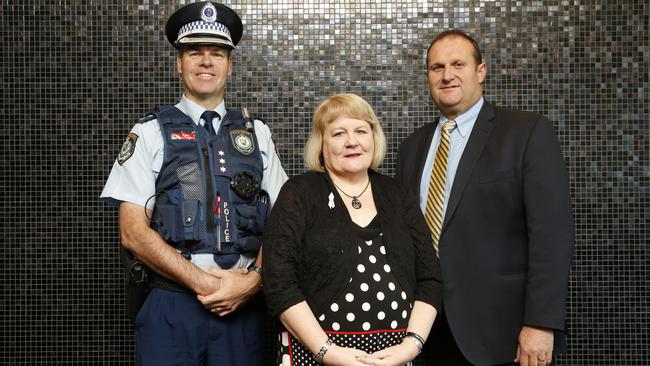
165,2,243,49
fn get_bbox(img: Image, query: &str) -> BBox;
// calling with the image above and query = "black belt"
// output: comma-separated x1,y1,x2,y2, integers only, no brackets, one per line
148,272,192,293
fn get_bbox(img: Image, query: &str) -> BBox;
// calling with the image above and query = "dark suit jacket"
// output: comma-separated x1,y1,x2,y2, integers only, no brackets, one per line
397,101,574,366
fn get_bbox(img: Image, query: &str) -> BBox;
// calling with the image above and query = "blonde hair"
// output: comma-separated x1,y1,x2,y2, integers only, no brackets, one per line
304,93,387,172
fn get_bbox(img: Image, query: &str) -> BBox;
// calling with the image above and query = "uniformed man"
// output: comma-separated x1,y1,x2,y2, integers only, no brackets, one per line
101,2,288,365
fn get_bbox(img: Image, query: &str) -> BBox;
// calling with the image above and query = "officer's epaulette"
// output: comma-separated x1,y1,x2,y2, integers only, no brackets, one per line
239,107,267,125
135,113,156,124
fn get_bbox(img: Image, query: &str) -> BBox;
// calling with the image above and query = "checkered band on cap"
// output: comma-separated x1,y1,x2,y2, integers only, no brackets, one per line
176,20,232,45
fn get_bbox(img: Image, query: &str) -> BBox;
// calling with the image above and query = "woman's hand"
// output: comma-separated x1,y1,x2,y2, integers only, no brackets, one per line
355,340,420,366
322,344,370,366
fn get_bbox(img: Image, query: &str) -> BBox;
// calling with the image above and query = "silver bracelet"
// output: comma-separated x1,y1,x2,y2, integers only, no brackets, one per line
404,332,424,353
313,338,333,364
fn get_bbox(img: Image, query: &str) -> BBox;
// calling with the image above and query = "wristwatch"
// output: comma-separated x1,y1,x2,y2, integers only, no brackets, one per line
248,264,262,274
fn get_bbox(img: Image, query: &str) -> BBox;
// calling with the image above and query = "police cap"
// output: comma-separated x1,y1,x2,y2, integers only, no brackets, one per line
165,2,243,49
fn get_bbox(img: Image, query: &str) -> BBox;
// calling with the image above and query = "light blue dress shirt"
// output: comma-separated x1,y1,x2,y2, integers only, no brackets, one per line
419,97,484,218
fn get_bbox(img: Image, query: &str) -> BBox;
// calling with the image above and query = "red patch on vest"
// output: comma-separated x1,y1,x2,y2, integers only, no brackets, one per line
170,131,196,141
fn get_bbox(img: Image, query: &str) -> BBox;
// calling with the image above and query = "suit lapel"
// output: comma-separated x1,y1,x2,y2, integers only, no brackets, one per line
414,121,438,194
442,103,496,228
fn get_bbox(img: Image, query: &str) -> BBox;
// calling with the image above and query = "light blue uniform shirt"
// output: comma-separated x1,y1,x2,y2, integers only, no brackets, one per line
419,97,484,218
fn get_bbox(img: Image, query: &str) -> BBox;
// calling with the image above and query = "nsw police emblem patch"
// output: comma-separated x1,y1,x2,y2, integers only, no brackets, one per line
229,130,255,155
117,133,138,165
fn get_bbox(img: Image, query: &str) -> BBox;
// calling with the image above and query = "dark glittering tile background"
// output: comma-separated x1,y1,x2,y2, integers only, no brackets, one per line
1,0,647,364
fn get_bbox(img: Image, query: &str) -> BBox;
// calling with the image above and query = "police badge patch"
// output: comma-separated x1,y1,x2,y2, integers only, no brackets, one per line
229,130,255,155
117,133,138,165
201,2,217,23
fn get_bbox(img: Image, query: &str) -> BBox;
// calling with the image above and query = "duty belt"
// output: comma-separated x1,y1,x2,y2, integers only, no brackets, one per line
148,272,191,293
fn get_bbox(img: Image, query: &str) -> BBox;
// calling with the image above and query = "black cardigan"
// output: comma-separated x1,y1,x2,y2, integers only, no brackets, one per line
263,170,442,318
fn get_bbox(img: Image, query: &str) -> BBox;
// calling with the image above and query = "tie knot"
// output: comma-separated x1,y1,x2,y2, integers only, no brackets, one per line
442,119,457,132
201,110,219,124
200,110,220,135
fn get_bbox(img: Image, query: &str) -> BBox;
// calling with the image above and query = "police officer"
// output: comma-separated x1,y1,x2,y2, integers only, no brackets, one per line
101,2,287,365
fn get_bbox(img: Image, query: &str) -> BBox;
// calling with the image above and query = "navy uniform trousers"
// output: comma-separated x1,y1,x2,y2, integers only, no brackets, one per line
135,287,265,366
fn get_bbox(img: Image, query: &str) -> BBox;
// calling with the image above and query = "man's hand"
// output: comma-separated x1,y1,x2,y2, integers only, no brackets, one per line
196,268,261,316
515,325,554,366
194,272,222,297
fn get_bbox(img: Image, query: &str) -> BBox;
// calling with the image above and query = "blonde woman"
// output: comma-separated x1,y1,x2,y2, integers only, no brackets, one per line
263,93,441,366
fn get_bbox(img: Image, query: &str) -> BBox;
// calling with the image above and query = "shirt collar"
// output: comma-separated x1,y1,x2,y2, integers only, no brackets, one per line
440,97,484,138
178,94,227,125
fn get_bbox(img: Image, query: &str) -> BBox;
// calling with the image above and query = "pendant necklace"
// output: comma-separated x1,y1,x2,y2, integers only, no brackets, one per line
332,179,371,209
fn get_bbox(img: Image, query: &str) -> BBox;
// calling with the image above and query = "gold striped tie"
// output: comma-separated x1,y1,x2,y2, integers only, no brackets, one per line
425,120,457,257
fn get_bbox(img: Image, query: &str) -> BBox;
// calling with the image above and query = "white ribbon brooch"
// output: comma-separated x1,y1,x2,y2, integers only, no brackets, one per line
328,192,335,209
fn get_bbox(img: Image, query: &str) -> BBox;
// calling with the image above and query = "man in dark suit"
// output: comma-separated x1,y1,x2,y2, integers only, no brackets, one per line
396,30,574,366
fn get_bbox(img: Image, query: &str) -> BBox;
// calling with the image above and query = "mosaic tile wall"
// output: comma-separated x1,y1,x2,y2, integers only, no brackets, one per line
1,0,648,364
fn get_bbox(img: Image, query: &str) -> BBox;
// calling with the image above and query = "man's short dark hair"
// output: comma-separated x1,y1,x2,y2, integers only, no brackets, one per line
426,29,482,66
177,44,233,58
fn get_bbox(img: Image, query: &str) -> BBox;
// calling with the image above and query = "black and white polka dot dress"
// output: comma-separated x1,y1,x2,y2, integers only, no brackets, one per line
278,217,413,365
